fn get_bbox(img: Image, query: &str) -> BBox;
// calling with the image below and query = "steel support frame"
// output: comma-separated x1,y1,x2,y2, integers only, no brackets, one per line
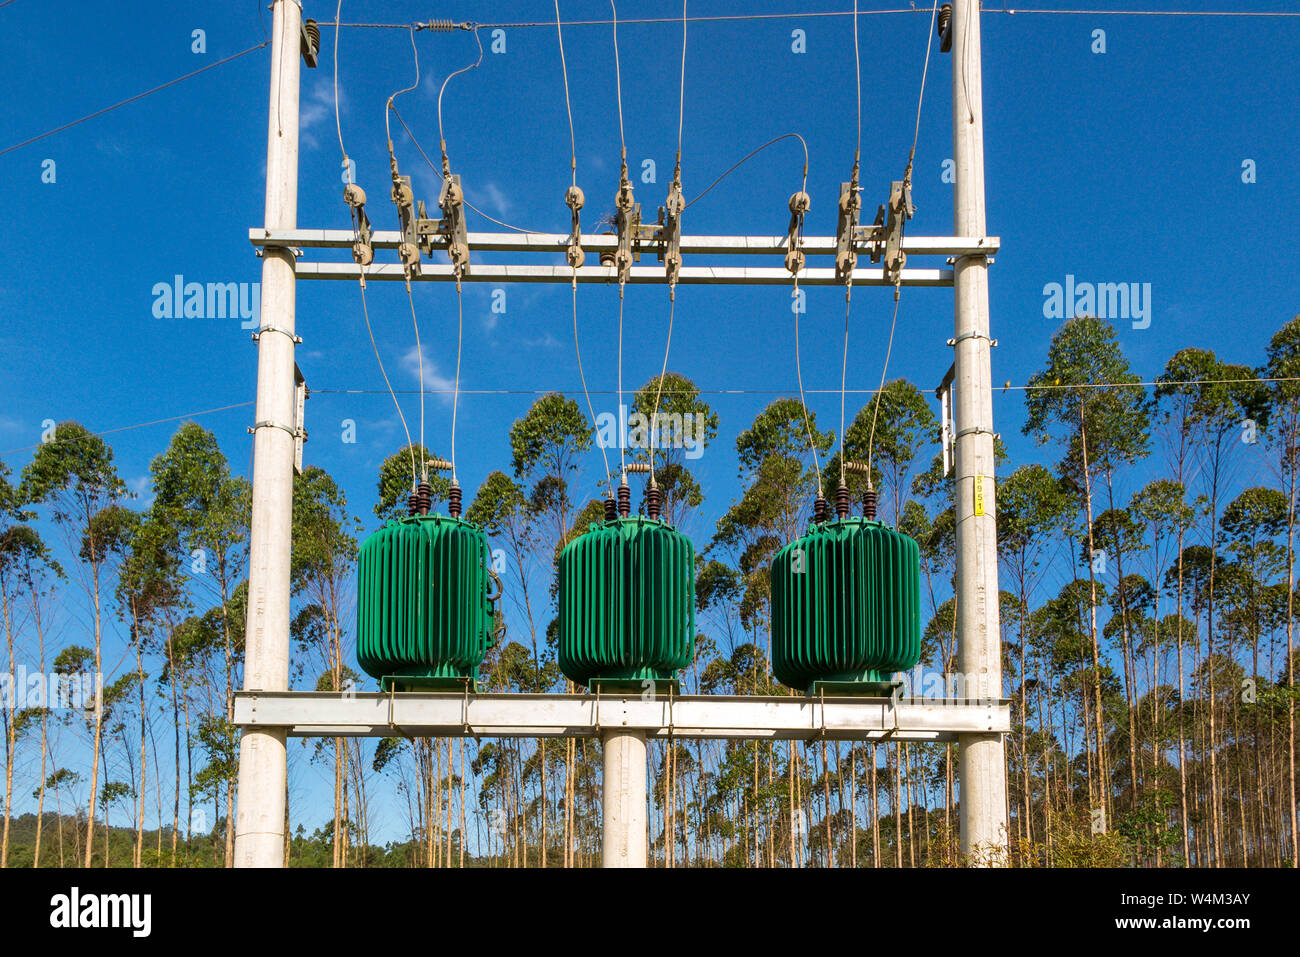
234,691,1010,742
249,228,997,287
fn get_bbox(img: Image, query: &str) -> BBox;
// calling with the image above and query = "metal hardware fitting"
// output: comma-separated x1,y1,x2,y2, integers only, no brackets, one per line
251,325,301,344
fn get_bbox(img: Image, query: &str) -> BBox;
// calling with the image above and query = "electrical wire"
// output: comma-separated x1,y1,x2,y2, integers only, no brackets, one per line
911,0,940,159
384,26,420,148
0,403,256,457
556,0,577,189
853,0,861,159
437,27,484,153
452,288,464,483
315,377,1293,397
611,1,626,156
649,1,689,488
390,103,546,234
361,285,417,487
684,133,809,212
405,289,428,480
838,295,851,472
333,0,346,161
866,0,939,478
0,41,268,156
322,8,1300,30
865,296,902,477
556,1,614,496
792,278,824,496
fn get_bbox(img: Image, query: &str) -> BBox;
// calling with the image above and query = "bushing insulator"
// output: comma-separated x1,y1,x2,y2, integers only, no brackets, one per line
448,483,462,518
617,483,631,518
646,484,662,520
415,481,433,516
407,491,420,516
834,482,850,520
864,488,879,521
604,496,617,521
814,496,828,524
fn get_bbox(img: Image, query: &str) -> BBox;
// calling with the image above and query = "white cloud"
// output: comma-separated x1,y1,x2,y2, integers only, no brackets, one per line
299,81,340,152
400,344,457,404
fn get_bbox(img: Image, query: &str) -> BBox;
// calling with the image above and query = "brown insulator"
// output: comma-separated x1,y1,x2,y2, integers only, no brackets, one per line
448,482,462,519
646,484,661,520
407,490,420,516
415,481,432,516
864,488,878,520
604,496,617,521
617,482,631,518
814,496,828,524
937,3,953,53
834,481,849,520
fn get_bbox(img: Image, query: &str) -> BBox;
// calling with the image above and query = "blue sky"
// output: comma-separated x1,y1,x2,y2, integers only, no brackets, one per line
1,0,1298,842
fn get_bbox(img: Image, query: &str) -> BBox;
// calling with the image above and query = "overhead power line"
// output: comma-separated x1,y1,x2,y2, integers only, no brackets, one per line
322,7,1300,31
312,377,1300,398
0,41,269,156
0,402,255,457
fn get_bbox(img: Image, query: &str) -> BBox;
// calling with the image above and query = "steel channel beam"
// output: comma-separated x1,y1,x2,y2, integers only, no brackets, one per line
293,262,953,286
233,691,1010,742
251,227,998,257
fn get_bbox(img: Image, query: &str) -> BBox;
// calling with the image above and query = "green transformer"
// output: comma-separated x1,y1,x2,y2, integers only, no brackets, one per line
356,514,496,690
558,516,695,688
770,517,922,695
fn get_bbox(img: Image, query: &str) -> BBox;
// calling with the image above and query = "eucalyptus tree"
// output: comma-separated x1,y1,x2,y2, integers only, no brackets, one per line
996,463,1073,842
1154,349,1268,863
292,465,360,867
21,422,126,866
1264,315,1300,866
1025,317,1150,824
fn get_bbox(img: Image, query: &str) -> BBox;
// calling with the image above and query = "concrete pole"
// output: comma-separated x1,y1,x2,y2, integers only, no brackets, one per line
234,0,300,868
950,0,1009,865
601,729,648,867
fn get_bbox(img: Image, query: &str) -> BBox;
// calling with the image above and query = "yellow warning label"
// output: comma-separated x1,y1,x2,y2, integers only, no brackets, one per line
973,475,986,516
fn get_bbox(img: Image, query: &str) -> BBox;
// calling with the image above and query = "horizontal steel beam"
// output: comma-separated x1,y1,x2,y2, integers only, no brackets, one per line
233,691,1010,742
250,227,999,258
293,262,953,286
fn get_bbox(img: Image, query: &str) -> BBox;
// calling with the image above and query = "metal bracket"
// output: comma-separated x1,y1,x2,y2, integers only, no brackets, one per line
954,426,999,441
834,177,861,282
389,158,420,281
662,167,684,290
251,325,301,344
614,160,640,284
249,420,302,439
436,171,470,278
947,331,997,347
863,179,914,288
344,183,374,268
